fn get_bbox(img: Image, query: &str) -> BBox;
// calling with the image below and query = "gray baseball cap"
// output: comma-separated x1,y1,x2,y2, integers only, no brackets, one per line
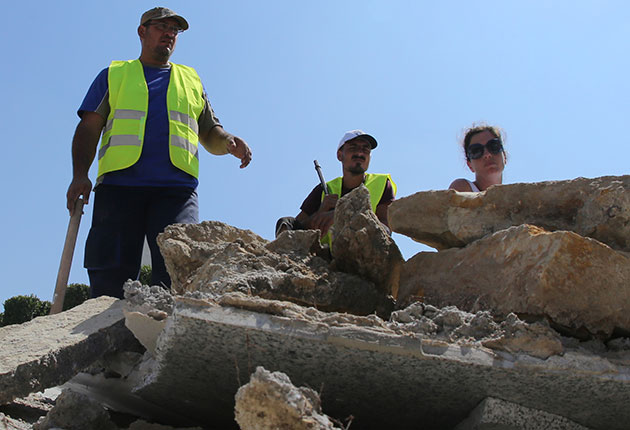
140,7,189,30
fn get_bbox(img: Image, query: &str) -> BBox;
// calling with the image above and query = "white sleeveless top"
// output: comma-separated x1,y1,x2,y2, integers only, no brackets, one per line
466,179,480,192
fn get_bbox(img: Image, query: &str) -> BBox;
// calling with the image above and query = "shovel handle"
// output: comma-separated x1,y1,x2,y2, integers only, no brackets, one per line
50,198,85,315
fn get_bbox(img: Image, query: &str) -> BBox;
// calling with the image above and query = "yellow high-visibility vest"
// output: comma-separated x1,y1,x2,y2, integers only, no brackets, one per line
97,59,205,178
320,173,397,245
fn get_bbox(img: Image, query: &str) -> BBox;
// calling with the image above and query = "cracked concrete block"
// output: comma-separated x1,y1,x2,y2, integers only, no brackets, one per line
389,175,630,251
0,297,137,404
234,366,341,430
455,397,592,430
129,295,630,430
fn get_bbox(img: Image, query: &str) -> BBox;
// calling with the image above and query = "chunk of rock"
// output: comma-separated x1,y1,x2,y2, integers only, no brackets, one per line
0,297,137,404
158,221,394,317
389,175,630,251
234,366,342,430
455,397,591,430
157,221,265,292
33,389,117,430
330,185,404,298
399,224,630,337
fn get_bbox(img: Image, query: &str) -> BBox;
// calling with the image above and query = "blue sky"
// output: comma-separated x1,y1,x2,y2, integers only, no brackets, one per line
2,1,629,311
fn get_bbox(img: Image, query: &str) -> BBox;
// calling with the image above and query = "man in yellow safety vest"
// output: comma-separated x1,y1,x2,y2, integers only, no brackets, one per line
66,7,252,298
276,130,396,245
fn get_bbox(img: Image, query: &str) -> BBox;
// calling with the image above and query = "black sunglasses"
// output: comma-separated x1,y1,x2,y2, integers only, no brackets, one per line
467,138,504,160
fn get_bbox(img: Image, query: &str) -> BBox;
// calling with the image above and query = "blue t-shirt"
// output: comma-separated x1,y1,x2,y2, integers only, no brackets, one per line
79,64,199,188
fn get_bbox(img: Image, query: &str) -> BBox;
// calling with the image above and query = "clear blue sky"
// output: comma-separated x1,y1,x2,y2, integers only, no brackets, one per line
2,1,629,311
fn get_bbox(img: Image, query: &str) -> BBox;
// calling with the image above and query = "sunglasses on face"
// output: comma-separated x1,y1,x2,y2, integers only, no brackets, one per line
467,138,504,160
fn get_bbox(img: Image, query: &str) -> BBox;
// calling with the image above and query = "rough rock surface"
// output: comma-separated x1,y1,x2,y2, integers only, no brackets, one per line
234,366,341,430
0,297,138,404
158,221,394,317
399,224,630,337
128,293,626,430
330,185,404,298
389,175,630,251
33,389,117,430
455,397,591,430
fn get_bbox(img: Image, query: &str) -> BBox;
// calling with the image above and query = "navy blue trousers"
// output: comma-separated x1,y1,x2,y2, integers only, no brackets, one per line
84,185,199,298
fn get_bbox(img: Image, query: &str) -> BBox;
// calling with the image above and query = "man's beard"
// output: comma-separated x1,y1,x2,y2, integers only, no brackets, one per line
153,46,172,62
348,163,366,175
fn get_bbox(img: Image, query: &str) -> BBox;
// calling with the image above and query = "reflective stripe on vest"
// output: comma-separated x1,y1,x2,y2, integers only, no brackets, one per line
320,173,397,245
97,59,205,178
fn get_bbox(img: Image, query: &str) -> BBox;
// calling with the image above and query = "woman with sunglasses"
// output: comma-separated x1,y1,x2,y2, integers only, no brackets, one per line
448,124,507,192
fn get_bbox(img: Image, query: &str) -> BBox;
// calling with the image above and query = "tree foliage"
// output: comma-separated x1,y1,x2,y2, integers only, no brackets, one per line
2,295,51,326
139,265,152,286
63,283,90,311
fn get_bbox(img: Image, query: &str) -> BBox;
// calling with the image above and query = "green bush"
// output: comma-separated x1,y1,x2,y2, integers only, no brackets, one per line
63,283,90,311
2,295,51,326
139,265,152,286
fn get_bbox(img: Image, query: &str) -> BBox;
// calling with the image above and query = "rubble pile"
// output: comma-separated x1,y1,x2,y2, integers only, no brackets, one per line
2,178,630,429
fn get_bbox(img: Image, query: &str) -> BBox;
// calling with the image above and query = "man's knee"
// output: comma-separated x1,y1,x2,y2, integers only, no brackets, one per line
275,216,305,237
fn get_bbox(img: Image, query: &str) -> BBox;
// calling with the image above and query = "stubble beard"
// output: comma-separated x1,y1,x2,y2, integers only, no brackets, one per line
348,164,366,175
153,46,172,63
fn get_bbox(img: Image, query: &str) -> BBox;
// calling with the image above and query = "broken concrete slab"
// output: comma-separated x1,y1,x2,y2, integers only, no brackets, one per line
33,389,117,430
157,221,394,317
330,185,403,298
398,224,630,337
234,366,342,430
455,397,591,430
130,294,630,430
389,175,630,251
0,297,139,405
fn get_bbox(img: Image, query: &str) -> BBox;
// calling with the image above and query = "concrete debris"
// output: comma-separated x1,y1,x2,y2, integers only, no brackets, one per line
0,413,31,430
234,367,342,430
6,175,630,429
33,389,117,430
157,220,394,317
330,185,404,298
0,297,138,404
389,175,630,251
455,397,591,430
118,293,624,429
399,224,630,337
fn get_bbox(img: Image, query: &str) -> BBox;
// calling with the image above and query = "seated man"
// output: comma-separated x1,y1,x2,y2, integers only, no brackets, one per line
276,130,396,244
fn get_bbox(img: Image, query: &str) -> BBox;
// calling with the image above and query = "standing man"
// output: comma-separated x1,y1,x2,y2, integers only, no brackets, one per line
276,130,396,244
66,7,252,298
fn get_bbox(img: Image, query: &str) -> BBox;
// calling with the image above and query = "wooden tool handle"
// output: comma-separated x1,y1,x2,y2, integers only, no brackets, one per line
50,198,85,315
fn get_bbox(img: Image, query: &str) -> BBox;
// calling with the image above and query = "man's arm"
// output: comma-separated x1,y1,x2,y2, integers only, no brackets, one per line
66,112,106,215
199,125,252,168
375,202,392,235
295,194,338,234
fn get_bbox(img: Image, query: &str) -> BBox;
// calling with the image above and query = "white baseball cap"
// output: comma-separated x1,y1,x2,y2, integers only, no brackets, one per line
337,130,378,152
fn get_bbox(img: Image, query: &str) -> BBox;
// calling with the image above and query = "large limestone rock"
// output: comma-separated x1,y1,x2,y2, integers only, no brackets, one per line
389,175,630,251
234,367,342,430
158,221,393,317
0,297,137,404
330,185,403,298
399,224,630,336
